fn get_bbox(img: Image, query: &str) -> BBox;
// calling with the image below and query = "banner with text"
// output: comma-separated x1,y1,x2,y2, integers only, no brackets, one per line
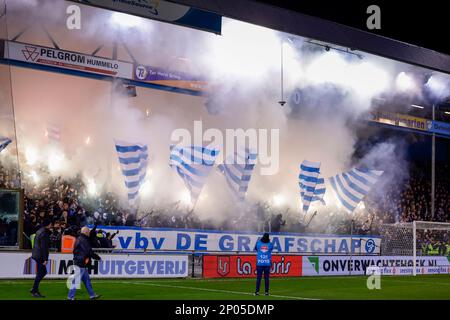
134,64,207,92
203,255,302,278
0,252,188,279
430,120,450,137
100,226,381,254
302,255,450,276
4,41,133,78
3,41,207,94
369,111,432,132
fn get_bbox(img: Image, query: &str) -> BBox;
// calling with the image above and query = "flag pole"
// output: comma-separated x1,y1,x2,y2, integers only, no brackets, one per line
306,211,317,228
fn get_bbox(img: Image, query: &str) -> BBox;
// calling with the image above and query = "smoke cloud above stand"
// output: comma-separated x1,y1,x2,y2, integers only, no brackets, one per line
3,0,446,228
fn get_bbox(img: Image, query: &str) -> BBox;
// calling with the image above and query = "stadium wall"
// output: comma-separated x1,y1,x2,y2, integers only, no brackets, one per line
1,252,448,279
0,252,189,279
203,255,303,278
202,255,450,278
301,255,450,276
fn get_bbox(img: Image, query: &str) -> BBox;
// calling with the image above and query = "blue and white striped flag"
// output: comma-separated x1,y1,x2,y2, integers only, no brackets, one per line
300,175,326,206
299,160,323,213
169,145,220,205
218,149,257,201
115,140,148,206
0,137,12,154
329,168,383,212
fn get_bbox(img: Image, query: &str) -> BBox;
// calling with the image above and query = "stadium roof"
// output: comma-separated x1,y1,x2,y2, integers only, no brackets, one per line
167,0,450,74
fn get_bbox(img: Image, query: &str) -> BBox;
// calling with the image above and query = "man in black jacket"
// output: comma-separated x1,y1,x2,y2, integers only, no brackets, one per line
67,226,101,300
31,219,52,298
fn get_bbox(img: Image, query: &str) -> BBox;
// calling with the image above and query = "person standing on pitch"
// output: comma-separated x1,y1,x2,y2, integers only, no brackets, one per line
30,219,52,298
67,226,101,300
254,233,274,296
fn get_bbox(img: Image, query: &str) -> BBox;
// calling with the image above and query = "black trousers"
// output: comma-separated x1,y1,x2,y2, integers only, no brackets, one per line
32,260,47,293
255,266,271,293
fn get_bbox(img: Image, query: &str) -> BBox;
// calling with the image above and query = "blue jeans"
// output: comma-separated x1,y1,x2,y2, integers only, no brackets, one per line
68,267,95,299
255,266,271,293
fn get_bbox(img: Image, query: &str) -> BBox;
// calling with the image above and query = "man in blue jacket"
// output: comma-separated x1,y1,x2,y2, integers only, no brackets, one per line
254,233,273,296
67,226,101,300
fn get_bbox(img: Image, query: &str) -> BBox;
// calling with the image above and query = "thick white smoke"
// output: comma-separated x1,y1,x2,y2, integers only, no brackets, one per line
426,73,450,101
1,0,427,229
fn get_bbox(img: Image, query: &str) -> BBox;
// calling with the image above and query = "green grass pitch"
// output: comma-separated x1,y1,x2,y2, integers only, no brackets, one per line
0,275,449,300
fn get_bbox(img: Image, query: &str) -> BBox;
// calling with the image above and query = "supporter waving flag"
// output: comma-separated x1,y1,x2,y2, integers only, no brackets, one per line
218,148,257,202
303,174,326,205
0,137,12,154
115,140,148,206
329,168,383,212
169,144,219,206
299,160,323,213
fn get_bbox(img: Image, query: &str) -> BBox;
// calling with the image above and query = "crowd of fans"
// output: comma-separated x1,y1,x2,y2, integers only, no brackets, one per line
0,160,449,250
371,164,449,224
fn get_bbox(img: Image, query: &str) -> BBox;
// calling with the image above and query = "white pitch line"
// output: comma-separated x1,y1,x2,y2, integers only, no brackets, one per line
188,276,363,282
119,281,319,300
386,279,450,286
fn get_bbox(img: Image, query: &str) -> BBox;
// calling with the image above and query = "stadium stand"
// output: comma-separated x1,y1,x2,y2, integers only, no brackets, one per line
0,160,448,250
